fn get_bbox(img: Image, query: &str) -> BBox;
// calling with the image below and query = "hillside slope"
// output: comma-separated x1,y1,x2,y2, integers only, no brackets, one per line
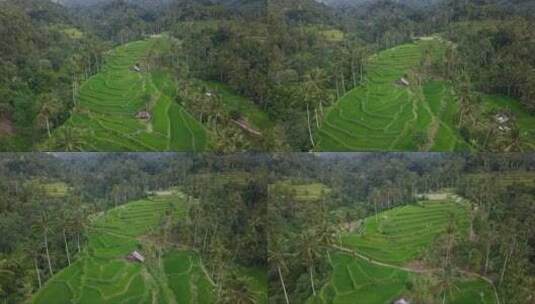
308,198,498,304
47,36,208,151
317,37,535,151
31,192,217,303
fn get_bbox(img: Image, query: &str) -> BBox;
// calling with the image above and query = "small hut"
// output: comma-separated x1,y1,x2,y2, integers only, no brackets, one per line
126,250,145,263
136,111,151,120
133,64,141,72
400,78,410,86
393,298,410,304
495,113,510,125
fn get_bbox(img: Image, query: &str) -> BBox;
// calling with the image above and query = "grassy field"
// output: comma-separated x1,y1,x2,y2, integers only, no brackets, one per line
269,181,331,202
308,199,497,304
317,38,469,151
482,94,535,150
341,200,469,265
466,170,535,188
163,251,216,304
203,81,273,131
41,181,70,197
26,179,71,197
31,192,216,304
240,266,268,304
48,37,207,151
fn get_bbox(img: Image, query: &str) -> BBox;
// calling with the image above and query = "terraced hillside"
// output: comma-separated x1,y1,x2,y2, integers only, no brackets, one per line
203,81,273,132
341,200,469,265
466,170,535,188
269,181,331,202
31,192,216,304
309,199,498,304
49,37,207,151
317,38,467,151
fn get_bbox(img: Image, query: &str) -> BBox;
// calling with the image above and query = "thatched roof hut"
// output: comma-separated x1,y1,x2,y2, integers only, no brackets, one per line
126,250,145,263
136,111,151,120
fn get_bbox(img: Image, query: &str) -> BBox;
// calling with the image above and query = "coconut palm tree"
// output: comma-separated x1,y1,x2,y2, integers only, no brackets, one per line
220,274,257,304
36,94,62,138
268,238,290,304
50,125,84,151
0,258,15,300
296,230,322,296
301,68,330,148
31,199,54,277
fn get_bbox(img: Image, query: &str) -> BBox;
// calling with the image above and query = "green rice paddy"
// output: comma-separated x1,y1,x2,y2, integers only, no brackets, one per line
31,192,216,304
466,170,535,188
309,200,497,304
163,251,216,304
269,182,331,202
341,200,469,265
49,37,207,151
203,81,273,131
42,182,70,197
318,38,468,151
482,94,535,150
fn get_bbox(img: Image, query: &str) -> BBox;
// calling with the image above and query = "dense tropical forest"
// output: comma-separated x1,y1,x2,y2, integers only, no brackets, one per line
267,153,535,303
1,153,534,303
0,153,267,303
0,0,534,151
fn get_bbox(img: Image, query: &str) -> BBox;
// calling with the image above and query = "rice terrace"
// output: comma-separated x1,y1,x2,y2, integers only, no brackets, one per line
308,196,498,304
31,191,265,304
316,37,535,152
47,36,208,151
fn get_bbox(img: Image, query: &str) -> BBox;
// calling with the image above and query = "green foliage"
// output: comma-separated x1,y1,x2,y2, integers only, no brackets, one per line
202,81,273,131
31,193,213,304
317,39,467,151
164,251,216,304
307,252,409,304
47,38,207,151
310,201,495,304
341,200,469,265
270,182,331,202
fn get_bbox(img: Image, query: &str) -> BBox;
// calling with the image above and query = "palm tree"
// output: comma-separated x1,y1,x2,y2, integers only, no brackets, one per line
0,258,15,300
36,94,62,138
505,126,523,152
268,239,290,304
52,125,84,151
303,68,329,116
31,198,54,277
220,274,257,304
433,214,460,303
296,230,322,296
301,69,329,149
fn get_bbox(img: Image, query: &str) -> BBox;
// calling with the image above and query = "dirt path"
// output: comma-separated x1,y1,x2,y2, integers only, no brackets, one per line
232,118,262,136
330,244,501,304
330,244,436,273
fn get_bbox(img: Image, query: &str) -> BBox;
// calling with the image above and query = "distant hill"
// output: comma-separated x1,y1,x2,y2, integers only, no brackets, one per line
316,0,439,8
56,0,263,8
54,0,172,6
317,0,535,15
